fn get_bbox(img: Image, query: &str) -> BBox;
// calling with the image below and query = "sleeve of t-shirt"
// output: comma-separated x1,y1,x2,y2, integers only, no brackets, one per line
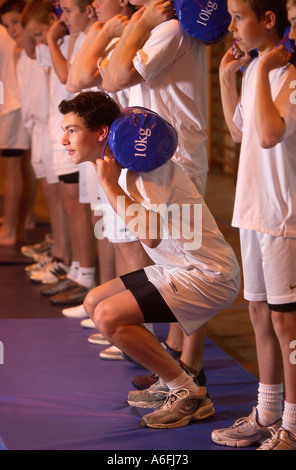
274,65,296,138
35,44,53,67
133,19,188,82
233,101,243,131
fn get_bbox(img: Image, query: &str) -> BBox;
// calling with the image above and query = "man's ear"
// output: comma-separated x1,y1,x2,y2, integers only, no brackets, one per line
264,10,277,31
86,4,96,19
97,124,109,142
119,0,129,7
49,12,58,24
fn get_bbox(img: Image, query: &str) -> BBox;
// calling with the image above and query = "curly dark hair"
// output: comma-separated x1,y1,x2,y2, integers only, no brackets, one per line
58,91,121,131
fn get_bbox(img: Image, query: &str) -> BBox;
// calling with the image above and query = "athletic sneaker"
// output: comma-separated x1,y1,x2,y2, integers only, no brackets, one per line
127,379,171,409
30,260,70,284
25,254,52,275
80,318,96,329
258,427,296,450
129,369,207,408
21,234,53,259
88,333,110,345
141,388,215,429
62,304,88,319
99,345,124,360
211,407,282,448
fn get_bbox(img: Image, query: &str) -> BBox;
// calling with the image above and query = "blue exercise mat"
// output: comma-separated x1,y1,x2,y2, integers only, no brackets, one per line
0,318,257,451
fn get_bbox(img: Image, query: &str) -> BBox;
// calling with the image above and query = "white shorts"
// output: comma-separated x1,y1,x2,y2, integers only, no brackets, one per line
240,228,296,309
142,264,241,336
31,123,58,184
80,162,137,244
52,147,78,177
190,172,207,198
0,109,30,149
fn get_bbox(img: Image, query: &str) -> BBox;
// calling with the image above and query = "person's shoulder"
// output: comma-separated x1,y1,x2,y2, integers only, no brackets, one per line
153,18,185,37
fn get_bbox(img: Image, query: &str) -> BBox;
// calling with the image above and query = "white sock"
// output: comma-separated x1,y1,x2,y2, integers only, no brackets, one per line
75,267,96,289
165,370,200,395
282,401,296,434
257,382,284,426
67,261,80,281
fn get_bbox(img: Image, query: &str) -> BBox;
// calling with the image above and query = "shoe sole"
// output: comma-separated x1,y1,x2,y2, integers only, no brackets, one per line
141,401,215,429
88,337,110,345
211,431,264,448
50,293,87,305
99,353,124,360
127,398,165,409
62,311,87,319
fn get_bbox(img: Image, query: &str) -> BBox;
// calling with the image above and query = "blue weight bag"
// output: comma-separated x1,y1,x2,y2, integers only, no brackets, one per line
174,0,231,44
105,107,178,172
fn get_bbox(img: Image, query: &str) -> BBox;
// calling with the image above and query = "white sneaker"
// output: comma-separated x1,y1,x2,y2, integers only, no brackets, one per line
21,234,53,258
88,333,111,345
30,260,70,284
25,254,52,275
99,345,124,360
61,303,88,319
80,318,96,329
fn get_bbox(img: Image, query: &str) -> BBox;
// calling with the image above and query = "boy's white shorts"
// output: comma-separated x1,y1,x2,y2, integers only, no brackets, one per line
143,264,241,336
0,109,30,149
79,162,137,244
240,228,296,306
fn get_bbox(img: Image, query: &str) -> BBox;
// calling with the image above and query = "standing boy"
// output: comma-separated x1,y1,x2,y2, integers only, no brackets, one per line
212,0,296,450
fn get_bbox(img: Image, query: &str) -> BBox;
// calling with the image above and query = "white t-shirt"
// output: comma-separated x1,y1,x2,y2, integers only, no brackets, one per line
129,19,208,182
0,25,20,117
36,37,75,149
123,159,239,281
232,57,296,238
17,48,50,129
36,37,78,175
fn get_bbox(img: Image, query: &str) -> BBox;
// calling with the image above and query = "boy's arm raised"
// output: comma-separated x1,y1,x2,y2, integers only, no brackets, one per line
219,46,251,143
102,0,174,92
255,45,291,148
96,156,162,248
46,19,69,84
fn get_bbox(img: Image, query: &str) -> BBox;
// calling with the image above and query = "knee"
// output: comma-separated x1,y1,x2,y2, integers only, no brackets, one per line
84,289,99,320
249,301,271,330
93,300,117,339
272,311,292,342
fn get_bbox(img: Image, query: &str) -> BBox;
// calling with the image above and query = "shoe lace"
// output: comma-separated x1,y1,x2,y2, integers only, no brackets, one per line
229,407,257,430
161,389,190,411
258,427,283,450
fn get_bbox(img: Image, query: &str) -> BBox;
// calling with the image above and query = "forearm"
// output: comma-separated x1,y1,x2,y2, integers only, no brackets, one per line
219,67,242,143
255,64,286,148
66,25,104,92
47,36,68,84
102,17,148,92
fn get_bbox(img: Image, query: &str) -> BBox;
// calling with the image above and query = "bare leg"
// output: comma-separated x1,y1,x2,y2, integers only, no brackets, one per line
249,301,283,385
0,155,22,245
85,280,185,383
166,323,183,352
61,182,96,268
180,324,207,375
113,240,152,275
18,150,38,241
42,179,71,263
272,309,296,403
92,213,116,284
